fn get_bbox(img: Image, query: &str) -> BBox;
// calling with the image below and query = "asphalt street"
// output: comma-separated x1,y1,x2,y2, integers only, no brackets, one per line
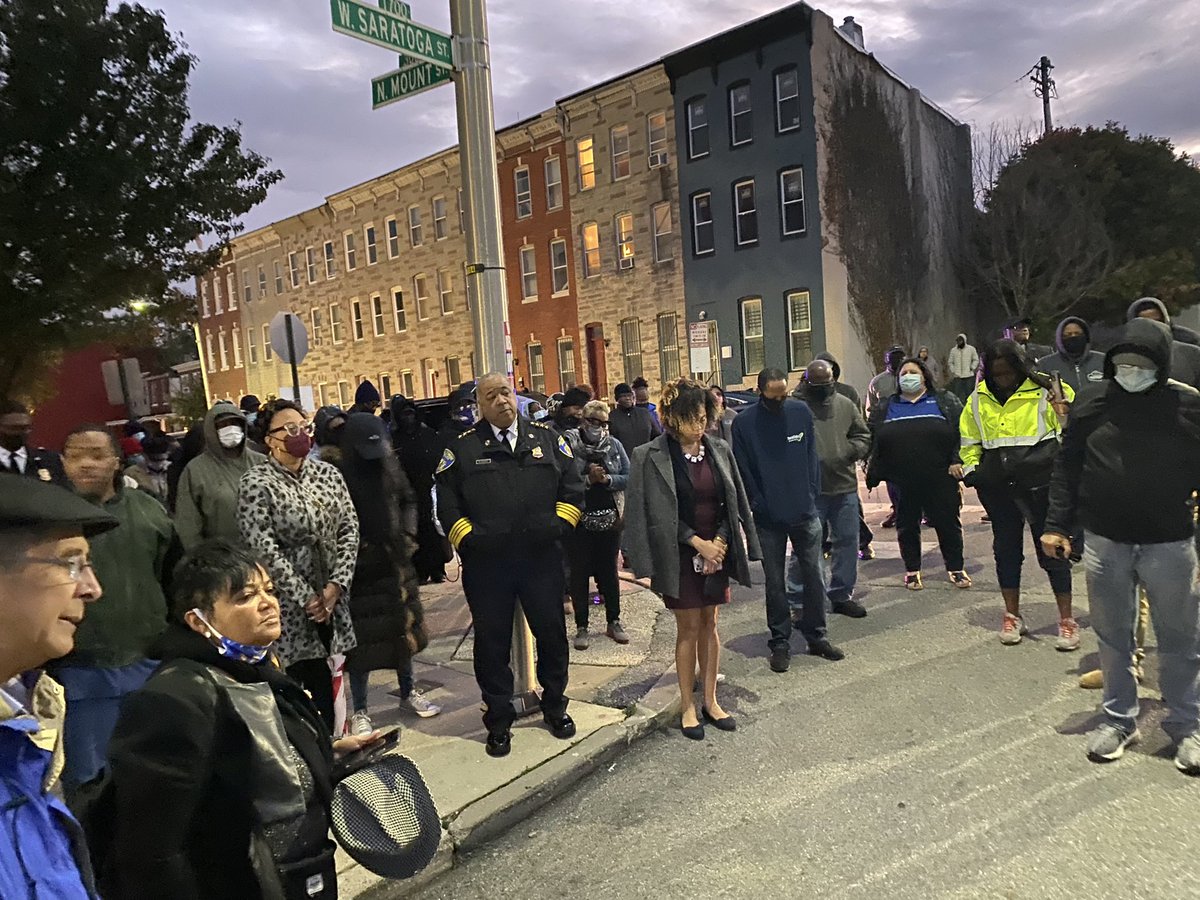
417,507,1200,900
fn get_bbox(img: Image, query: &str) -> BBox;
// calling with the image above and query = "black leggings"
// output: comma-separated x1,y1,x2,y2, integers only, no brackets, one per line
975,484,1072,594
568,528,622,628
894,477,964,573
287,657,335,734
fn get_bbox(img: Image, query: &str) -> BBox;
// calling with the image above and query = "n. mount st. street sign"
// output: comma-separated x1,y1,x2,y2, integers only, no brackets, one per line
372,61,453,109
329,0,453,69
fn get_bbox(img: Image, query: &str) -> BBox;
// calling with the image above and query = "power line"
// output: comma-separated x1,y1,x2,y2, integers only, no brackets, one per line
957,64,1038,116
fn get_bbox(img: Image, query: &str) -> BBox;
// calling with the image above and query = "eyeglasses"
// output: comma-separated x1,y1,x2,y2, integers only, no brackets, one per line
268,422,314,437
23,553,95,585
584,418,609,428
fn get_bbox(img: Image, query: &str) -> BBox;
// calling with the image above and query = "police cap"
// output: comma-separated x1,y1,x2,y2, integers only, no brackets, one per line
0,473,119,537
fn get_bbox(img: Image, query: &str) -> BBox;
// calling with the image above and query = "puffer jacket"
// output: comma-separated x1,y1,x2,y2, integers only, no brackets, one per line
960,378,1073,491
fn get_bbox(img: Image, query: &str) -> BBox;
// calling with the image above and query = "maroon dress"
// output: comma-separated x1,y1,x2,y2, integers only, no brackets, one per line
664,454,731,610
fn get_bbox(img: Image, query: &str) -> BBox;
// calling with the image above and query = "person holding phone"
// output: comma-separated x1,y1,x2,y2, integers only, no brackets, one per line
104,541,383,899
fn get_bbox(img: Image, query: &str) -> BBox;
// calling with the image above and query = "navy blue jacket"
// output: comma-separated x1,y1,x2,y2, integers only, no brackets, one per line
731,398,821,528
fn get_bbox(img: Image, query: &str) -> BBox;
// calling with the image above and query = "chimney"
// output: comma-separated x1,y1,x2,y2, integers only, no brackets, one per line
839,16,865,49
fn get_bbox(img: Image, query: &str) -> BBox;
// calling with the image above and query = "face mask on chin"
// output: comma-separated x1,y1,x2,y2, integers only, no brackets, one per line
191,609,272,664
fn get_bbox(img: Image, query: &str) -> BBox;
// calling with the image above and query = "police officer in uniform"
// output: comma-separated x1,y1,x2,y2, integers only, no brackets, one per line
0,400,66,485
436,373,584,757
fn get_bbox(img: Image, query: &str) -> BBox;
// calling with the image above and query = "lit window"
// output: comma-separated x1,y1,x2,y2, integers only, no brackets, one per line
730,83,753,146
581,222,601,276
550,238,569,294
371,293,385,336
205,332,215,372
514,170,532,219
734,179,758,245
545,156,563,209
611,125,631,180
520,246,538,300
780,168,807,235
615,213,635,266
787,290,813,370
741,297,764,374
433,196,448,239
652,202,672,262
776,69,801,132
686,98,709,159
576,137,595,191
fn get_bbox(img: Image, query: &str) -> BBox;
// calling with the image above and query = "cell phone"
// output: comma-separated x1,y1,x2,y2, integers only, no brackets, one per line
693,554,705,573
335,726,400,778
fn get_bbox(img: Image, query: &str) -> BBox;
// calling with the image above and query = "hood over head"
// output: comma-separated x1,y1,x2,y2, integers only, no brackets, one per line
1127,296,1171,325
1103,318,1173,387
354,379,381,406
1055,316,1092,355
313,405,347,447
814,351,841,381
203,401,247,455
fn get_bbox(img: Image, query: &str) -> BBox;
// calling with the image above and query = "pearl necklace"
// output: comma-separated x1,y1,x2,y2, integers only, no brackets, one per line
682,444,706,464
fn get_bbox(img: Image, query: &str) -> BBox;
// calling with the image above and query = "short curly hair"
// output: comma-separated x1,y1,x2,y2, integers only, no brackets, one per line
250,397,305,444
659,378,718,434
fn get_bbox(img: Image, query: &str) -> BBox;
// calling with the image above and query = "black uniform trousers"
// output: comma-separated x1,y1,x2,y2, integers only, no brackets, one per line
462,542,570,733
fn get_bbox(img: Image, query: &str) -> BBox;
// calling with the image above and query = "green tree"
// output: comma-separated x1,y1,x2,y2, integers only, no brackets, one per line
0,0,282,400
170,375,209,426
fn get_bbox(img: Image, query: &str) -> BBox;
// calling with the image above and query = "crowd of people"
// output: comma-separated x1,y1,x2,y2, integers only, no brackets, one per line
5,295,1200,896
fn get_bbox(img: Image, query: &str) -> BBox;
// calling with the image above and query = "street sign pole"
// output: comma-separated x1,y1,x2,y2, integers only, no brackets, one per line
285,315,302,403
450,0,534,716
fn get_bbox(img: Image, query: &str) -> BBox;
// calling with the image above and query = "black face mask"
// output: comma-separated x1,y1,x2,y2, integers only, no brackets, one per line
1061,334,1088,357
558,415,581,430
760,396,785,413
807,383,836,402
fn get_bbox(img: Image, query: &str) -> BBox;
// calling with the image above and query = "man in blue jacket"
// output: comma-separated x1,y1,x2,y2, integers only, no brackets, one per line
733,368,845,673
0,474,117,899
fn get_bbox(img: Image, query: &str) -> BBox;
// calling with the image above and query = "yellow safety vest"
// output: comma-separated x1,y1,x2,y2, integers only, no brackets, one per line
959,378,1073,473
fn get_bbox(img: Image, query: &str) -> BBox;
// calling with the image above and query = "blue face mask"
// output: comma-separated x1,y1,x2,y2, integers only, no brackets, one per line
192,609,272,664
453,405,477,427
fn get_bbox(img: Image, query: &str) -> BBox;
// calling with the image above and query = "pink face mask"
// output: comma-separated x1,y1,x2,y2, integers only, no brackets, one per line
282,432,313,459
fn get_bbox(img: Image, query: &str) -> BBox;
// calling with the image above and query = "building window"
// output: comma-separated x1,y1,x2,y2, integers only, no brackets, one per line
729,82,753,146
433,196,448,239
446,356,462,386
740,297,764,374
262,324,273,361
385,217,400,258
734,179,758,245
780,167,807,236
657,312,680,382
200,280,210,318
324,241,336,278
370,293,385,336
232,328,243,368
557,338,576,389
526,343,545,394
204,332,215,372
338,381,351,407
620,317,643,382
274,261,285,294
246,327,258,365
329,303,344,343
351,298,364,341
691,192,714,255
787,290,814,370
576,136,595,191
365,225,378,265
408,205,423,247
581,222,601,276
776,68,801,132
686,97,709,159
305,247,317,284
288,252,301,288
514,169,532,219
647,111,668,162
317,383,331,406
401,369,415,398
615,213,635,267
544,156,563,209
652,202,672,262
379,373,392,398
610,125,631,180
520,246,538,300
414,274,430,320
257,265,267,298
550,238,569,294
344,232,358,271
213,277,223,314
218,332,229,369
241,270,251,305
227,273,237,310
391,288,406,333
310,308,323,347
438,269,453,315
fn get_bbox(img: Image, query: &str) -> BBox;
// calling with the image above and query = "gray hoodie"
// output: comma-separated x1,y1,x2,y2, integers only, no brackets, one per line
1035,316,1105,394
174,403,266,550
798,389,872,496
1126,297,1200,388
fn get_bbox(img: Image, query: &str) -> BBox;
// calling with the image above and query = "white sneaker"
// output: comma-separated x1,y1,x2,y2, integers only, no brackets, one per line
403,689,442,718
349,711,373,736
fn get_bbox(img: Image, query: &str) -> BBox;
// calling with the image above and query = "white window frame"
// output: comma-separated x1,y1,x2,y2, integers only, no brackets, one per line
310,308,323,347
734,179,758,246
289,251,301,288
776,68,801,133
371,293,385,336
787,290,814,371
240,270,250,305
227,273,237,310
692,192,714,255
200,280,210,318
379,373,392,399
652,202,673,262
364,224,378,265
246,327,258,365
557,337,576,389
729,82,753,147
432,196,448,240
550,238,569,295
414,273,430,320
520,246,538,301
305,247,317,284
232,327,243,368
581,222,601,276
329,303,345,344
647,111,669,160
514,169,532,219
274,260,285,294
344,231,358,271
213,276,223,314
257,264,267,299
576,136,595,191
438,269,453,315
385,217,400,258
351,297,365,341
526,343,545,394
686,98,709,159
741,297,765,375
262,324,273,361
400,369,415,399
408,205,423,247
391,287,406,333
338,381,351,407
610,125,631,180
323,240,336,279
205,332,216,372
544,156,563,210
446,355,462,386
615,213,635,264
780,167,807,236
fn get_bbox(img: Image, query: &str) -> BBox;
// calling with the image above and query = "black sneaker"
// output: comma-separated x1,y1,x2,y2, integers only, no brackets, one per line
881,512,897,528
485,730,512,758
832,599,867,618
858,544,875,560
808,639,845,661
769,648,791,673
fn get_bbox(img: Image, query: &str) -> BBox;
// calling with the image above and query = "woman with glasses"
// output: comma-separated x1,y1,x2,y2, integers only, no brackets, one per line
565,400,631,650
237,399,360,731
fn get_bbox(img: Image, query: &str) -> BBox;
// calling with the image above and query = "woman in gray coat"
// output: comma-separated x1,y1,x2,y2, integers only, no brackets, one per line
625,378,760,741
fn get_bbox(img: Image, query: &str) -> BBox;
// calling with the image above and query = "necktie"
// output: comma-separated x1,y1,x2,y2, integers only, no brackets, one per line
499,429,510,449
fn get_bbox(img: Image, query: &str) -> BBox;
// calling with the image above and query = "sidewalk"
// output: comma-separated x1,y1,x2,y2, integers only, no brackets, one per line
342,567,681,898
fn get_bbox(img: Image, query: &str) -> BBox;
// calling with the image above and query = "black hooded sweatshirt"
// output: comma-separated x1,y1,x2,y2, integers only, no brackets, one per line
1046,317,1200,544
1126,297,1200,388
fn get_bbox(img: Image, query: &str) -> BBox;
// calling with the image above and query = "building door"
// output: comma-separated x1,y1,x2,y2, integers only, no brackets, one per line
585,323,607,399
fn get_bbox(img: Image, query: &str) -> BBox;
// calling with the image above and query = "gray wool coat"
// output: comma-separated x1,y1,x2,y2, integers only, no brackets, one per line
624,434,761,600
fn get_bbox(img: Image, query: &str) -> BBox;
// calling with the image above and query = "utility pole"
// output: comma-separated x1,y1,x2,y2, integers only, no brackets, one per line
1032,56,1055,135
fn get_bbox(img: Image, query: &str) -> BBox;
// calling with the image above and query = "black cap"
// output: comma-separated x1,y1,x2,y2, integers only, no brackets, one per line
239,394,261,413
0,474,119,538
613,382,633,398
561,386,591,409
343,413,390,460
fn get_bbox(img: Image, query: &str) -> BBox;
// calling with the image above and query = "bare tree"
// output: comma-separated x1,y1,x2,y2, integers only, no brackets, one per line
971,118,1041,208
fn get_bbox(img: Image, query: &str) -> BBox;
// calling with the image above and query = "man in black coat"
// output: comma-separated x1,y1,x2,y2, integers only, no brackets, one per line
608,382,661,452
0,400,66,484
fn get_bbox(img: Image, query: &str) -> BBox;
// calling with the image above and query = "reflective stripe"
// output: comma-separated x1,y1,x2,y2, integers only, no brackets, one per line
980,434,1055,449
555,502,582,527
971,384,1058,449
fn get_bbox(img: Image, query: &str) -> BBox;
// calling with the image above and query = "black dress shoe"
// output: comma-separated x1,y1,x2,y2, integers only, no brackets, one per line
544,712,576,739
807,639,845,661
485,730,512,758
832,599,868,618
680,721,705,741
769,648,791,673
702,708,737,732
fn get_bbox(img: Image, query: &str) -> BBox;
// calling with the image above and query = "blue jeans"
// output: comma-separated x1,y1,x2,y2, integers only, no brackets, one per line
55,658,158,792
1083,531,1200,739
349,663,415,713
758,516,827,651
789,493,860,604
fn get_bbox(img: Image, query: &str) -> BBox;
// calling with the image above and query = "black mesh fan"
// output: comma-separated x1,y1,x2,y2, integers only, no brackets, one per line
330,754,441,879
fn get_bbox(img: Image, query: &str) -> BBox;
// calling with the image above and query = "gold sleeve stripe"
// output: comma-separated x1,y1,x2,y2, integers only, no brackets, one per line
556,502,582,527
448,518,473,547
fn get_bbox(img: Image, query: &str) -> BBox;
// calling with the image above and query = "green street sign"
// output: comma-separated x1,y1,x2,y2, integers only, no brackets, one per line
372,61,453,110
330,0,453,69
378,0,411,19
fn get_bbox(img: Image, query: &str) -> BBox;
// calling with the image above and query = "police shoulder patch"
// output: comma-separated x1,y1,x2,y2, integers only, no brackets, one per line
435,449,456,474
557,435,573,459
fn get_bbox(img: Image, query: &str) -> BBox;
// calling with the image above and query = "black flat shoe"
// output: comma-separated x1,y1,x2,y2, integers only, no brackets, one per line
485,730,511,758
808,639,846,661
680,721,705,741
543,712,576,740
702,708,737,732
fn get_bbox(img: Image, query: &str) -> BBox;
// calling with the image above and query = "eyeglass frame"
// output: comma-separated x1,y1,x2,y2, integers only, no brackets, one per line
583,417,609,428
267,421,314,438
20,553,95,585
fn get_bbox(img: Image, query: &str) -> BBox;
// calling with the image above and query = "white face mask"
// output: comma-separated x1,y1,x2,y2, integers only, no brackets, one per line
898,373,924,393
1114,365,1157,394
217,425,246,448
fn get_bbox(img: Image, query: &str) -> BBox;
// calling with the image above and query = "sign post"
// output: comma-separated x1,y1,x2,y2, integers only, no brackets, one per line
269,312,310,409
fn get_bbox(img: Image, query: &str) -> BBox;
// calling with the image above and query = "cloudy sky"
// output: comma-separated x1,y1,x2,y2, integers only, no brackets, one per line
149,0,1199,232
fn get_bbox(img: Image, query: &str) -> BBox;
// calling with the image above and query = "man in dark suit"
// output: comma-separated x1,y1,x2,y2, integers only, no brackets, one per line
0,400,66,485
